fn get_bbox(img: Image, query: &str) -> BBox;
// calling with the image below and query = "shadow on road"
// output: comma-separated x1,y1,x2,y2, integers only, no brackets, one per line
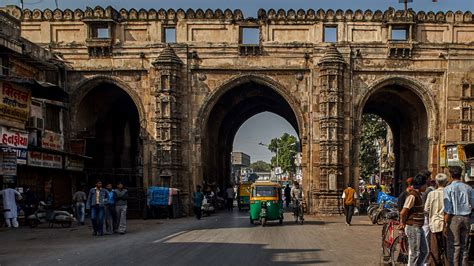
148,242,328,265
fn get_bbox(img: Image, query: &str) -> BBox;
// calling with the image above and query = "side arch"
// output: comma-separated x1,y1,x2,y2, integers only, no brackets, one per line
70,75,147,133
355,76,439,142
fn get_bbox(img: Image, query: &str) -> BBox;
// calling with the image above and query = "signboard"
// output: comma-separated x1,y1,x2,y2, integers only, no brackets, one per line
0,150,17,176
447,146,458,162
0,127,28,164
41,130,64,151
1,126,28,149
439,144,446,167
0,81,31,122
70,139,86,155
28,151,62,169
65,156,84,171
275,167,282,175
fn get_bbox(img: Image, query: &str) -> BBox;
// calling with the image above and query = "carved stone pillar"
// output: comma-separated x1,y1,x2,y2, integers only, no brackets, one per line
152,45,183,189
316,44,346,214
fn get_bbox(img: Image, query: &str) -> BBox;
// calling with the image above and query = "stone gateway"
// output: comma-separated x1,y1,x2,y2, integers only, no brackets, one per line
3,5,473,214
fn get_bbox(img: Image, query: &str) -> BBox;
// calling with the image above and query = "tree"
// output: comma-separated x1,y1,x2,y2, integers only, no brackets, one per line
359,113,388,181
268,133,299,175
251,160,271,172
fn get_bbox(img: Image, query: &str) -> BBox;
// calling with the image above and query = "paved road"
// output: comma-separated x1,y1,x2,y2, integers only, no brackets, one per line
0,211,380,266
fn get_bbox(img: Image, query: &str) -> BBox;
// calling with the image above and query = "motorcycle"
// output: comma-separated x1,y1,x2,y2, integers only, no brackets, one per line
201,195,215,217
28,201,76,228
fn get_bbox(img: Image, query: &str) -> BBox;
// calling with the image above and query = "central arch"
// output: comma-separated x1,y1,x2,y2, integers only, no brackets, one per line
197,74,305,188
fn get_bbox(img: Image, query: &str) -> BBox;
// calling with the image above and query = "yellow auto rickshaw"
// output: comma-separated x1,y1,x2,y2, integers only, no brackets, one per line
237,182,251,211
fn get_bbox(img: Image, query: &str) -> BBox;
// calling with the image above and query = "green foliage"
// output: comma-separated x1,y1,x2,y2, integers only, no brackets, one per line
251,160,272,172
268,133,299,175
359,114,388,180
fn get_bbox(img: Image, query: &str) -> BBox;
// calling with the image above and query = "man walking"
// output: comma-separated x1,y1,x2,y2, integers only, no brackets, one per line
443,166,473,266
284,184,291,208
114,182,128,235
399,173,428,266
0,185,22,228
104,183,117,234
193,185,204,219
23,185,38,223
225,185,235,211
424,173,449,266
86,180,107,236
342,183,358,226
73,186,87,225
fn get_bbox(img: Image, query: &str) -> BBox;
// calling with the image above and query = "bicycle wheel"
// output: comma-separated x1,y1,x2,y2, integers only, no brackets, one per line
381,223,390,257
377,210,388,225
390,235,408,265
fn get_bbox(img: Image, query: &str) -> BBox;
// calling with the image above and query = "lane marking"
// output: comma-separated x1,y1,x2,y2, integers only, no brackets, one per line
153,230,187,243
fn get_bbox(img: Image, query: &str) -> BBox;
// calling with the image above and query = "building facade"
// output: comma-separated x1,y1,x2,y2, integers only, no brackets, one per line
3,5,473,213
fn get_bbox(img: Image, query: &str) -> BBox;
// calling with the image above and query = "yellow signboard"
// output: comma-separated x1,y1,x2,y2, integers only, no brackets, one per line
0,81,31,122
439,144,446,167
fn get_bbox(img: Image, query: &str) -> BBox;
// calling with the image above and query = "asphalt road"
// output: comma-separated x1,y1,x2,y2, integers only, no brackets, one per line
0,210,380,266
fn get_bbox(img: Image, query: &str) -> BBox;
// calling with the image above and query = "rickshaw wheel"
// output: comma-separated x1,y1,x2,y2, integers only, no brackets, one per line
279,218,283,225
250,218,254,225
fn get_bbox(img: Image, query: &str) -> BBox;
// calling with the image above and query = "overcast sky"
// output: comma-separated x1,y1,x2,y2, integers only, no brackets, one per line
6,0,470,162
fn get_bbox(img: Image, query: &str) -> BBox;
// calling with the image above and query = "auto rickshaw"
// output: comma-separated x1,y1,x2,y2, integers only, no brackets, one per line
249,181,284,226
237,183,251,211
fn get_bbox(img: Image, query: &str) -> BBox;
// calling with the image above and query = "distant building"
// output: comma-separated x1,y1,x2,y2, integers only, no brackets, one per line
231,152,250,183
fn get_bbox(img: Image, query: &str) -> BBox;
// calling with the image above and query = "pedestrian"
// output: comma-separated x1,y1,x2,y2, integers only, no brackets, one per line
284,184,291,208
114,181,128,235
72,186,87,225
291,182,303,209
22,185,38,223
397,177,413,212
0,184,22,228
443,166,473,266
193,185,204,219
399,173,429,266
225,185,235,211
424,173,449,266
86,180,107,236
104,183,117,234
342,183,358,226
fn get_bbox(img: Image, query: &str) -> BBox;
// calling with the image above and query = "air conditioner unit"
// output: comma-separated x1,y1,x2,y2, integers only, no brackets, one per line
27,116,44,130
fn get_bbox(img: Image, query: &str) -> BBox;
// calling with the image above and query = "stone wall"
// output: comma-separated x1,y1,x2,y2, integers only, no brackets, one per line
3,5,474,213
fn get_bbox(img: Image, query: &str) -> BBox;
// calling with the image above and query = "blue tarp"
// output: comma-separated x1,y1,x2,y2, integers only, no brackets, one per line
147,186,169,206
377,191,398,208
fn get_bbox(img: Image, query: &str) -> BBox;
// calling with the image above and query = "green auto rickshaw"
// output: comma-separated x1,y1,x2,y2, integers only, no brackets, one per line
238,182,252,211
249,181,284,226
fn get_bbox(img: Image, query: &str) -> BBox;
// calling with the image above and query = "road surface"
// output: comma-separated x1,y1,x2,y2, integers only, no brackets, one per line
0,210,380,265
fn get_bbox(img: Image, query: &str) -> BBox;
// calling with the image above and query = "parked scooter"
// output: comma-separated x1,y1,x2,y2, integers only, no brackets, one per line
201,195,215,217
28,201,75,228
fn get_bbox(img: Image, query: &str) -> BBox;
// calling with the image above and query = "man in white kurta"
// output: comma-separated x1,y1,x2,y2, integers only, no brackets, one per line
1,186,22,228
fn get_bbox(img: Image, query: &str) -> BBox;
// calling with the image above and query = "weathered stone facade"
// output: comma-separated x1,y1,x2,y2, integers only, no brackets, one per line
4,5,474,213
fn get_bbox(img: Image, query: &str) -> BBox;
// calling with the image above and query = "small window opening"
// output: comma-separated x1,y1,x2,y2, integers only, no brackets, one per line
164,27,176,43
324,26,337,43
391,27,408,41
91,24,110,39
241,27,259,45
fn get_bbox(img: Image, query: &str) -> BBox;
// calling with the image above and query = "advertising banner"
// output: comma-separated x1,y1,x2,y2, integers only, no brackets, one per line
28,151,62,169
0,81,31,122
65,156,84,171
0,127,28,164
0,150,17,176
41,130,64,151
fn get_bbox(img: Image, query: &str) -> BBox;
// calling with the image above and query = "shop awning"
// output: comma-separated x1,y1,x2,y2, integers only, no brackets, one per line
0,74,68,102
28,145,92,160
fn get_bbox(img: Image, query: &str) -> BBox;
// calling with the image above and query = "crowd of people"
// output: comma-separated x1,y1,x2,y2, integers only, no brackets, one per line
396,166,473,266
83,180,128,236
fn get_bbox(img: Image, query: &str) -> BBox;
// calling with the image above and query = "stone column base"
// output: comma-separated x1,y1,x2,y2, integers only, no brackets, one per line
312,190,344,215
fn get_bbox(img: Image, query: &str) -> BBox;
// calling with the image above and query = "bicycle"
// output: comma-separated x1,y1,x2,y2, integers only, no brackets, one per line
293,199,304,225
381,211,400,259
390,228,409,265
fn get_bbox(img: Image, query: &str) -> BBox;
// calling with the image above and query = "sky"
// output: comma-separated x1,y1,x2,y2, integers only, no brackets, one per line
5,0,471,163
3,0,472,13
